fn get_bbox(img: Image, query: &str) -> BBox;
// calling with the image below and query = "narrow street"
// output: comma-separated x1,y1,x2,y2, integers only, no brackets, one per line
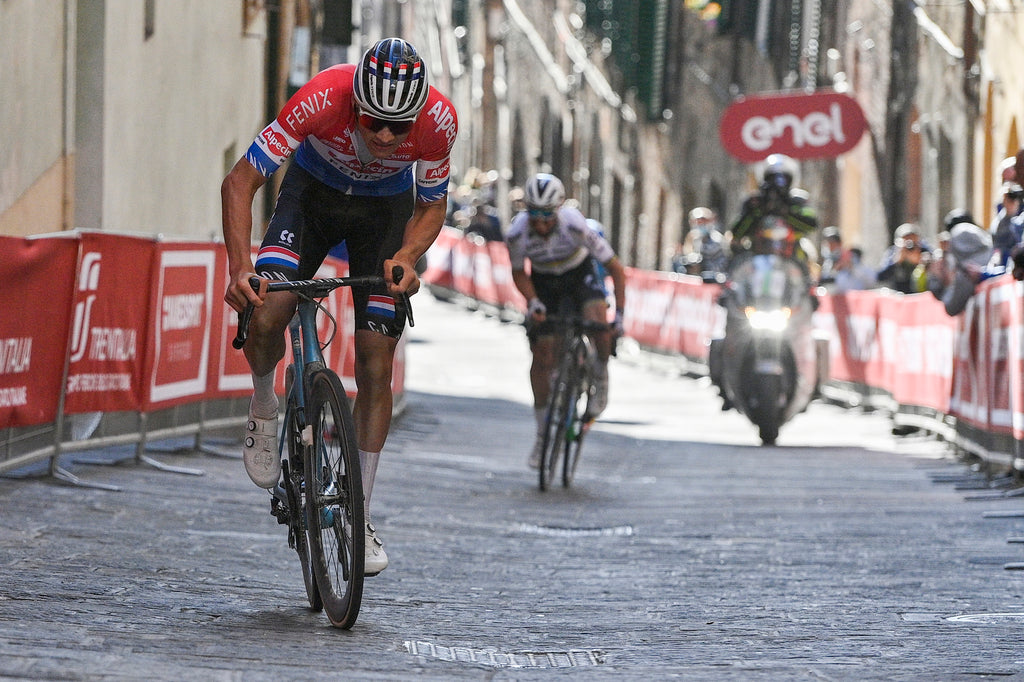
2,293,1023,680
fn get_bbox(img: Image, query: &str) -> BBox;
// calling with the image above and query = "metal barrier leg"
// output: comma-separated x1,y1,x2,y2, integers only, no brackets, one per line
135,412,204,476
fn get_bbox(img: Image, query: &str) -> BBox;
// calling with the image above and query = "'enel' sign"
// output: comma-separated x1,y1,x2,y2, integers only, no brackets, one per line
719,90,868,162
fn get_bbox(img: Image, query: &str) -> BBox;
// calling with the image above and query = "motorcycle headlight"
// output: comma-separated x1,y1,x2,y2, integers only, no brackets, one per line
744,306,791,332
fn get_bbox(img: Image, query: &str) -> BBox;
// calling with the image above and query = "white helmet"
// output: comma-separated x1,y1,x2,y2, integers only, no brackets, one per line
759,154,799,189
352,38,430,121
524,173,566,211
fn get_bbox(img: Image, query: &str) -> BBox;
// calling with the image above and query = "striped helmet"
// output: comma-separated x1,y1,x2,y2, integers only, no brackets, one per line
524,173,566,210
352,38,429,121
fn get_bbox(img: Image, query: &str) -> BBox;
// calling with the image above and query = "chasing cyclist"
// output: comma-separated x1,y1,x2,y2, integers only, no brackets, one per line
505,173,626,469
221,38,458,575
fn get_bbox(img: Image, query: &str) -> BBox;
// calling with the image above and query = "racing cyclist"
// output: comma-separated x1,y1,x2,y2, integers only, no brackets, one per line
505,173,626,468
221,38,458,575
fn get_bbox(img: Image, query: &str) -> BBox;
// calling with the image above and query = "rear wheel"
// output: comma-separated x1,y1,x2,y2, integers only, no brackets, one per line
304,366,364,629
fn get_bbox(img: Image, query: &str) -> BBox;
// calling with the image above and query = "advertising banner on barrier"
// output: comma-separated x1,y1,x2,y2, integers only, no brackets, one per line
451,237,476,300
0,235,79,427
64,232,154,414
143,242,217,410
950,276,1024,436
215,246,257,397
470,238,500,307
487,241,526,312
879,294,955,412
623,268,721,360
421,226,459,290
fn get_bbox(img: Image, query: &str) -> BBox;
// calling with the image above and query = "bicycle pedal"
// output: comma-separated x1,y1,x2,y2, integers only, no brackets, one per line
270,497,289,525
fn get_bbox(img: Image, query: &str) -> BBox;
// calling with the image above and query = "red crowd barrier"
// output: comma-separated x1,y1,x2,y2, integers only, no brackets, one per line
1,232,403,466
423,227,1024,468
0,235,79,427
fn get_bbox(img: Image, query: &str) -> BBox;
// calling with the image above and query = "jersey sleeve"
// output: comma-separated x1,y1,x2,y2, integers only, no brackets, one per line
413,92,459,203
505,214,528,270
245,66,349,177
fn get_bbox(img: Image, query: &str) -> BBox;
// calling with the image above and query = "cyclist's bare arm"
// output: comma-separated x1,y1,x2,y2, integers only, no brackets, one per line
221,158,270,313
603,255,627,312
385,197,447,297
512,268,545,322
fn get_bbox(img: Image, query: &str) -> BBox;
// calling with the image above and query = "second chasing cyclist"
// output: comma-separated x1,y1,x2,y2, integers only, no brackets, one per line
504,173,626,469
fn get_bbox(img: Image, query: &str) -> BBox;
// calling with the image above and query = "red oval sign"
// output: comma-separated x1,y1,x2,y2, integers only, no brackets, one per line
719,90,867,163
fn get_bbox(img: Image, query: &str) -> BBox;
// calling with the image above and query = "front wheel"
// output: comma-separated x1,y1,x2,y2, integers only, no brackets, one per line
562,345,592,488
284,365,321,612
304,367,364,629
539,352,577,491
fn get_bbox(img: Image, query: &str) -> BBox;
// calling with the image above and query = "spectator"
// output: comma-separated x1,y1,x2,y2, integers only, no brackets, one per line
876,223,930,293
832,246,876,293
1011,244,1024,282
927,210,1002,316
465,195,503,242
990,181,1024,267
817,226,843,284
680,207,729,276
818,226,875,292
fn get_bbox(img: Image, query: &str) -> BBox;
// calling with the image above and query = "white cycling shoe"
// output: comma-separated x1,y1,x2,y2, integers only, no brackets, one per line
364,520,389,576
243,402,280,489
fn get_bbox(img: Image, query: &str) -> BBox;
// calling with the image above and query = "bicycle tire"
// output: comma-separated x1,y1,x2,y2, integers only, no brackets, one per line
539,347,576,491
562,342,590,488
304,366,365,629
284,365,322,612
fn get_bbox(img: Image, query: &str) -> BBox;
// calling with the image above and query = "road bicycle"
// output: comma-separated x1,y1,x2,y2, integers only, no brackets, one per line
537,314,608,491
233,268,410,629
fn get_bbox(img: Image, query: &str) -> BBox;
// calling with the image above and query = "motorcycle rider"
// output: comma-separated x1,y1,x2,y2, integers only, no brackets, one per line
710,154,819,410
729,154,818,277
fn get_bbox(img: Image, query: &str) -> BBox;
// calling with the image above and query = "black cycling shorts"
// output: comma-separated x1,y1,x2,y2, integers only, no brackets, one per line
256,164,413,338
528,258,608,340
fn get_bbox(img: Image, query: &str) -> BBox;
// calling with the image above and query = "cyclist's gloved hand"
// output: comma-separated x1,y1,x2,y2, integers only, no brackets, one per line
528,297,546,319
613,309,624,337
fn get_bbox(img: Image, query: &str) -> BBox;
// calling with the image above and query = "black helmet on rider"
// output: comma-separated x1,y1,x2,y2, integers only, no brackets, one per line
524,173,566,213
353,38,430,122
759,154,799,192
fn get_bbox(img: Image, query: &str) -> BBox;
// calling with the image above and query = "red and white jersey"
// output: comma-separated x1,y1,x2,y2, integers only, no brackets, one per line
246,64,458,202
505,206,616,275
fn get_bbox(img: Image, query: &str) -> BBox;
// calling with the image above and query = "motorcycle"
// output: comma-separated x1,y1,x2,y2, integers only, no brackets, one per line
708,220,819,445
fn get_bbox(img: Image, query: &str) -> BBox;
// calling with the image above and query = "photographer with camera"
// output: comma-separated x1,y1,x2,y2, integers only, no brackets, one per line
876,223,931,294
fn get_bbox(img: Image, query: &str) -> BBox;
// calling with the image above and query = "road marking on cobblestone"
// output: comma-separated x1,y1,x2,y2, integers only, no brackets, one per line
516,523,633,537
946,613,1024,624
404,641,606,667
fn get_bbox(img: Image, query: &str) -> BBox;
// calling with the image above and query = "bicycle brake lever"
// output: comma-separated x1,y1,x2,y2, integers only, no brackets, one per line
231,276,264,349
391,265,415,328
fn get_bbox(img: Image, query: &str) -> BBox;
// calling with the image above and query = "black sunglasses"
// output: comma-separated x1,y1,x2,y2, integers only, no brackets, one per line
356,109,414,135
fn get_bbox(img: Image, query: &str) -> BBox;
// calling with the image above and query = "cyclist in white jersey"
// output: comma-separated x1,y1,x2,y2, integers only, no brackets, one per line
505,173,626,468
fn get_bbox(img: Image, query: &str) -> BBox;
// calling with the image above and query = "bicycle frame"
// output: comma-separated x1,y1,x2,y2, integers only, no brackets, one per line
538,314,606,490
233,269,409,629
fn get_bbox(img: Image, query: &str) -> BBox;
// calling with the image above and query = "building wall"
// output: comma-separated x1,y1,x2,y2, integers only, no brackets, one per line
0,1,71,236
92,0,266,238
0,0,266,239
976,2,1024,228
